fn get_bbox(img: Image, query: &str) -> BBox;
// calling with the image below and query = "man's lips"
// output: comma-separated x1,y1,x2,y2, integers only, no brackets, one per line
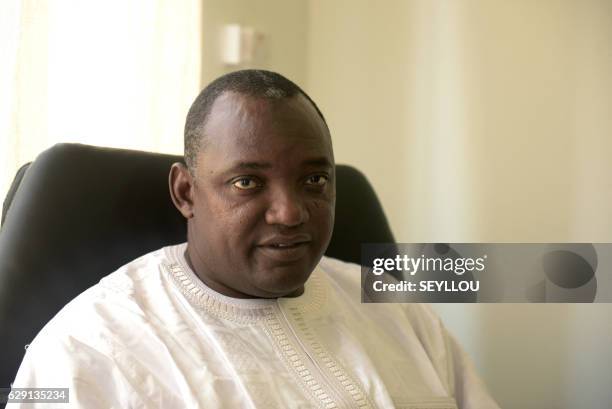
256,235,312,262
258,234,312,247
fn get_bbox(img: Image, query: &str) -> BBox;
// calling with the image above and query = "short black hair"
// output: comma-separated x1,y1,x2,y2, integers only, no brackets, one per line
184,69,327,174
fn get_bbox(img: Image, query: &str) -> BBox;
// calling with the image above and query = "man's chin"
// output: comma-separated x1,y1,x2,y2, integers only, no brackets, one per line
251,265,314,298
249,247,324,297
254,284,305,299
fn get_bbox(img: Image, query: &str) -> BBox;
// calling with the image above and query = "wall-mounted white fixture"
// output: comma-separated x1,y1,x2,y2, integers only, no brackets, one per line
221,24,262,66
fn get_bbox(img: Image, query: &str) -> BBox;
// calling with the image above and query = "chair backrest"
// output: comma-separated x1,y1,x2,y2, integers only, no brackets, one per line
0,143,394,387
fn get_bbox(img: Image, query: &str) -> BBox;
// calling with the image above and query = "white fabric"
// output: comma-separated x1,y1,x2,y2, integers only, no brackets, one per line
9,243,500,409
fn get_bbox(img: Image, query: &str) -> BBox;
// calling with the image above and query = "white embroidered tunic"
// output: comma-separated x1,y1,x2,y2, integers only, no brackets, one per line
9,243,500,409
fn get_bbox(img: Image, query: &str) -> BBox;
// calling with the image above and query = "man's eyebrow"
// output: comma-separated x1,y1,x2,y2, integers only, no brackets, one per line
225,158,332,172
228,161,273,171
301,157,333,168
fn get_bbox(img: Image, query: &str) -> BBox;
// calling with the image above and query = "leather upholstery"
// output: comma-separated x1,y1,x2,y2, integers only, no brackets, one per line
0,143,394,387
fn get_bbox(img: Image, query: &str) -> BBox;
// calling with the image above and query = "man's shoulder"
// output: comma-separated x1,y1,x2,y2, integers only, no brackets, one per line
66,242,180,304
96,242,181,295
318,255,360,277
29,243,186,350
317,255,444,337
317,256,362,295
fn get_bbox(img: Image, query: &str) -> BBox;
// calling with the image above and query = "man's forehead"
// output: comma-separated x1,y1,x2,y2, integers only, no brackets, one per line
208,91,270,121
202,91,331,151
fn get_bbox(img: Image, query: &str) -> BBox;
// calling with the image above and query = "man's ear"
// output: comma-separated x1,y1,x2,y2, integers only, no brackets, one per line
169,162,195,219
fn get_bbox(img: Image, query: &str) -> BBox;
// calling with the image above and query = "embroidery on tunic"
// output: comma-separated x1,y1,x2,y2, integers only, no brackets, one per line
163,245,375,409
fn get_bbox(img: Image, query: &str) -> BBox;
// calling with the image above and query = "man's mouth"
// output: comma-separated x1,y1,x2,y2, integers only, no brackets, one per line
259,234,311,247
257,235,312,262
267,242,307,249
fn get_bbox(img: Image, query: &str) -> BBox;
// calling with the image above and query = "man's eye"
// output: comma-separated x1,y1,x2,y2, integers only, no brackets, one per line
306,175,328,186
232,178,259,190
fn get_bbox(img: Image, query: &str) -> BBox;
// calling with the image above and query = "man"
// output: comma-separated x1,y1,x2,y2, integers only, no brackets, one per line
9,70,500,408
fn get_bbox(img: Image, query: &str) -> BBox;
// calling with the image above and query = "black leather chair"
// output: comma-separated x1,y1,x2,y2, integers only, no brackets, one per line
0,143,394,389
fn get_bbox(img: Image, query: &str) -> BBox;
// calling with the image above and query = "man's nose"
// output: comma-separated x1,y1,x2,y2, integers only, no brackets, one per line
265,189,309,227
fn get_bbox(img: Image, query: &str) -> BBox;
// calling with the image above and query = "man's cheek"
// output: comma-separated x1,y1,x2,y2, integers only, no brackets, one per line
309,199,334,223
308,200,334,244
309,196,333,211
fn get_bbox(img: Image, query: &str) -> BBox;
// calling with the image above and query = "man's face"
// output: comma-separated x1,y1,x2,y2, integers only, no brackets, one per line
187,92,335,298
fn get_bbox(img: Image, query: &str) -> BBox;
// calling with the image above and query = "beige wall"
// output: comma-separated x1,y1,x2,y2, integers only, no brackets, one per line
306,1,612,409
200,0,309,90
306,0,416,241
307,0,612,244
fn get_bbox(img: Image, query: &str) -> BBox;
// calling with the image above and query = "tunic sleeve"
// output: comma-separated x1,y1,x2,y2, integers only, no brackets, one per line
401,303,502,409
442,323,502,409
